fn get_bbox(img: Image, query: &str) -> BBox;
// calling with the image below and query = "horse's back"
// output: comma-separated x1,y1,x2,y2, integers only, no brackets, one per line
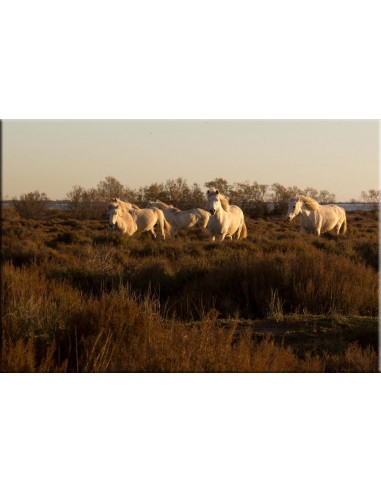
332,204,346,217
321,204,346,229
135,208,158,230
230,204,244,218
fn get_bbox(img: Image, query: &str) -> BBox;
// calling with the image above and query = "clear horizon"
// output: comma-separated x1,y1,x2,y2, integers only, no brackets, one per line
3,120,379,202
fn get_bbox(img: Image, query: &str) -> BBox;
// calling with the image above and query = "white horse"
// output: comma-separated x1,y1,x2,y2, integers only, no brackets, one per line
108,205,137,236
286,195,347,236
206,188,247,241
148,200,210,236
110,198,171,239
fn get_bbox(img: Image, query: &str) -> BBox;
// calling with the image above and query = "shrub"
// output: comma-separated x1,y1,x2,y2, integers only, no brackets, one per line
12,191,49,218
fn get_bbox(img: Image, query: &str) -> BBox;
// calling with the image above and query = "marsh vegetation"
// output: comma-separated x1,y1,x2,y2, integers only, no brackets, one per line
1,195,378,372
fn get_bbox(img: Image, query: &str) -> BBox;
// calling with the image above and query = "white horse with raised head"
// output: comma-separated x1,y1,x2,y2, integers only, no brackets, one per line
110,198,171,239
148,200,210,236
206,188,247,241
108,204,137,236
286,195,347,236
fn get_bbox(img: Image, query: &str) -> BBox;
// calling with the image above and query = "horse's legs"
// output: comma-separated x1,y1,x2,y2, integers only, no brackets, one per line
150,228,157,239
159,221,166,240
337,218,347,235
316,217,323,236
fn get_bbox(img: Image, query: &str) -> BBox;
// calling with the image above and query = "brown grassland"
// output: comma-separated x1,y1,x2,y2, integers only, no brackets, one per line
1,206,379,372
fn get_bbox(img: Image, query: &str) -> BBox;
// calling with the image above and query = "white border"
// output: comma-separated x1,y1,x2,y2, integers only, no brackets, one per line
1,1,380,491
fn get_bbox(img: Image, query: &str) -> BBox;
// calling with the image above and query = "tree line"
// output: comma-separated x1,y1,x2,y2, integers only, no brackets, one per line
10,176,380,219
64,176,337,218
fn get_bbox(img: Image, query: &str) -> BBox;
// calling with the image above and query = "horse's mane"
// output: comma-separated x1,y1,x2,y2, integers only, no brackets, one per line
110,198,141,212
297,195,320,211
220,195,230,212
151,200,181,212
208,188,230,212
153,200,170,208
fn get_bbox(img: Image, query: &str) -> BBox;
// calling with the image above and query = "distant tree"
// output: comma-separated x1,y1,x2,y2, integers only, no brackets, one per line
140,178,206,209
66,185,87,211
360,189,380,211
97,176,126,200
204,178,231,196
189,183,206,209
317,190,335,203
230,181,270,218
141,182,167,204
270,183,302,215
303,187,319,199
66,184,106,218
12,191,49,218
164,178,191,207
122,186,140,205
361,189,381,203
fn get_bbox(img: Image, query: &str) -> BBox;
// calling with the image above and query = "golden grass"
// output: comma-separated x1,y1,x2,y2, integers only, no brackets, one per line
1,208,379,372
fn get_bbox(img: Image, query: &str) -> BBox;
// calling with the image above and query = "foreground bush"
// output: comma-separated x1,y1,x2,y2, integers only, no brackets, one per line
1,263,378,372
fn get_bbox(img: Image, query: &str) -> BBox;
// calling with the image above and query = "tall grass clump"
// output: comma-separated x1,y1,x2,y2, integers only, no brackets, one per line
166,246,378,319
1,262,377,373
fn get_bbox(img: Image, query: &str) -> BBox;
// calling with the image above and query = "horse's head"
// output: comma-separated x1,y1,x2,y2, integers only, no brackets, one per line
207,189,221,215
286,196,303,221
108,206,120,229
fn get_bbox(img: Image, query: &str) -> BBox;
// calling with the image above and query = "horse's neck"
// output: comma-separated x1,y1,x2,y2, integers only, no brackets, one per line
215,206,226,220
117,216,126,231
300,204,317,217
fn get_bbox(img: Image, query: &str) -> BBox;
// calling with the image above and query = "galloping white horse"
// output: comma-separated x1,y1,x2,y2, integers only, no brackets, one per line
108,204,137,236
148,200,210,236
206,188,247,241
286,195,347,236
110,198,171,239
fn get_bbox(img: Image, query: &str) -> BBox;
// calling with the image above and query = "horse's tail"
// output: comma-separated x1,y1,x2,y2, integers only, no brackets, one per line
241,221,248,239
152,208,171,239
163,217,172,234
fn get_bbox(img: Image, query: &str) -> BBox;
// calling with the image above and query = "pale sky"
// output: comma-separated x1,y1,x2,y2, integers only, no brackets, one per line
2,120,379,201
